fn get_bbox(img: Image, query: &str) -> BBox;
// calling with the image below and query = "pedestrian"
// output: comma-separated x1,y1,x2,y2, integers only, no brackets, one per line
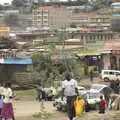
90,70,93,83
62,72,79,120
1,83,15,120
0,83,4,120
99,96,106,114
0,95,3,120
85,100,90,112
36,84,46,102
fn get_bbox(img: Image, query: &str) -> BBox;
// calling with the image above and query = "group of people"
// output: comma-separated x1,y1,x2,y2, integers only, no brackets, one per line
0,83,15,120
36,84,56,102
62,72,107,120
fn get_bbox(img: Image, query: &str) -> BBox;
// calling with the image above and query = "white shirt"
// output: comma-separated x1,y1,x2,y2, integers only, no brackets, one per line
62,79,78,97
3,88,13,103
0,86,4,95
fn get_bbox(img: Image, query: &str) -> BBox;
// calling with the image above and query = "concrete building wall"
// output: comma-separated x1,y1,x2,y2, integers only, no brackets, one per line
49,6,71,29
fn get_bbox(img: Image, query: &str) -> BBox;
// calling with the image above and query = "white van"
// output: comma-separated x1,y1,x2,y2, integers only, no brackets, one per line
101,70,120,81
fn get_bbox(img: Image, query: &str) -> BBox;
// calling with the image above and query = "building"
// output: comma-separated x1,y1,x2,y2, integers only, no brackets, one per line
73,32,113,43
111,2,120,17
32,5,71,29
69,12,88,27
0,24,10,36
101,40,120,70
32,7,49,28
88,15,112,30
49,6,70,29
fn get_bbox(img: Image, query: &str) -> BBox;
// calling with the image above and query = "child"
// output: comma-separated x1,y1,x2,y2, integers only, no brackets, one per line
99,96,106,114
85,100,90,112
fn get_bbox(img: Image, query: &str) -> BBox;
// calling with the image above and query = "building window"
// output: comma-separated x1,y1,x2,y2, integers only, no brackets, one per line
44,16,48,19
81,35,83,40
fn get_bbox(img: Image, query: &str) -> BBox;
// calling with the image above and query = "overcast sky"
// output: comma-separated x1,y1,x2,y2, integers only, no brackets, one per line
0,0,13,5
0,0,77,5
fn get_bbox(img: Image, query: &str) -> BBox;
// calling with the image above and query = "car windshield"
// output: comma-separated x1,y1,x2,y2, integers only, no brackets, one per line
83,92,102,99
88,93,101,99
91,85,104,91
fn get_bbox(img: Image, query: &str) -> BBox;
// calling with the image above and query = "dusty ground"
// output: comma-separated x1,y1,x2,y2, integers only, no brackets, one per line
13,78,120,120
14,100,120,120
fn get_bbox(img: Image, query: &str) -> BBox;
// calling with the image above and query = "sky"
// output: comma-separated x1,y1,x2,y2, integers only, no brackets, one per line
0,0,77,5
0,0,13,5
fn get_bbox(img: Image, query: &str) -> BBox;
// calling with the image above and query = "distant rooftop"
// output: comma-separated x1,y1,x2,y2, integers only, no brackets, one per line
39,1,84,6
111,2,120,6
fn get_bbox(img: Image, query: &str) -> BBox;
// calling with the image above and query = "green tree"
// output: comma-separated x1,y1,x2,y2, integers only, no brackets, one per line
32,30,85,86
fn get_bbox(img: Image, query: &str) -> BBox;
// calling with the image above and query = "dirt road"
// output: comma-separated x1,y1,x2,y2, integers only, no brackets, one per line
13,100,120,120
13,101,56,116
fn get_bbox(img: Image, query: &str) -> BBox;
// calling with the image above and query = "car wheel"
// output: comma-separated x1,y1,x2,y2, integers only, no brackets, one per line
104,77,109,82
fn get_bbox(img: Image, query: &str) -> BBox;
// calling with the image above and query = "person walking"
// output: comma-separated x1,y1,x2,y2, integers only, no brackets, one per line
0,83,4,119
1,83,15,120
62,72,79,120
90,70,93,83
36,84,46,102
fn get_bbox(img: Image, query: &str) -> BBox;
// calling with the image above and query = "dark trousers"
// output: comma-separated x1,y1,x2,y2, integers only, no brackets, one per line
99,108,105,114
66,96,76,120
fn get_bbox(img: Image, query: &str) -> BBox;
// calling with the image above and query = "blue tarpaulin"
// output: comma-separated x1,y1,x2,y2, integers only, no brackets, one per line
2,57,32,64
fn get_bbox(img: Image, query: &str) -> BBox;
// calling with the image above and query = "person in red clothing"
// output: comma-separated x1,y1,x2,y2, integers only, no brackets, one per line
99,96,106,114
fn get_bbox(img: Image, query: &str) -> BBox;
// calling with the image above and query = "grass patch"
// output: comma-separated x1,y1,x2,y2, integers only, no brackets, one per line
14,89,36,97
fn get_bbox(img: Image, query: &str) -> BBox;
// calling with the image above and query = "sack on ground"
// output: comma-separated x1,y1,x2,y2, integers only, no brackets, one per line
74,96,85,117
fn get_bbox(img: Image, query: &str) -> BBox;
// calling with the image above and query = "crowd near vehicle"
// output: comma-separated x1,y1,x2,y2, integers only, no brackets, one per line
53,86,86,111
53,84,112,111
101,70,120,81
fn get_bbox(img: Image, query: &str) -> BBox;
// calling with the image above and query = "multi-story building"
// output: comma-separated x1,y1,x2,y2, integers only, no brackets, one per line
31,4,112,30
88,15,112,29
49,6,71,29
32,7,49,28
32,5,71,29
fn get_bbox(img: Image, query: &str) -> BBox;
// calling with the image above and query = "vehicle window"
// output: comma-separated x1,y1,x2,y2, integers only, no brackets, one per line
88,93,101,99
91,85,102,90
104,71,109,74
109,72,114,75
116,72,120,76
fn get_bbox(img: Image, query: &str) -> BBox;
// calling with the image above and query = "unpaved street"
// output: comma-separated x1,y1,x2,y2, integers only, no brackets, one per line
13,100,120,120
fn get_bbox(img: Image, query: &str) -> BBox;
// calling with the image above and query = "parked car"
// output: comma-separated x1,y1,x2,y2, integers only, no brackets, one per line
101,69,120,81
82,91,104,109
53,91,104,111
53,84,112,111
90,84,109,93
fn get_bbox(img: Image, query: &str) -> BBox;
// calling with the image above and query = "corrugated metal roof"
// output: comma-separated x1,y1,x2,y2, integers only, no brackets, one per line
0,57,32,64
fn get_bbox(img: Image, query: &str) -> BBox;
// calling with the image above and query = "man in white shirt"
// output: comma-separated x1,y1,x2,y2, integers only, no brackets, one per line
62,72,78,120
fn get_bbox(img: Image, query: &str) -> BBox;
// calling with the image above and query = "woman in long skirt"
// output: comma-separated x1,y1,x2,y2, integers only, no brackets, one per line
2,83,15,120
